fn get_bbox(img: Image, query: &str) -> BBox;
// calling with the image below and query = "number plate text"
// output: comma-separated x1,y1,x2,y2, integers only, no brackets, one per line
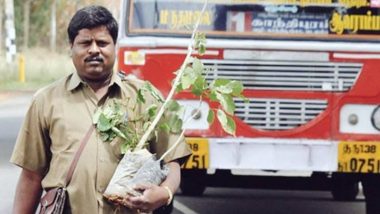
183,138,209,169
338,141,380,173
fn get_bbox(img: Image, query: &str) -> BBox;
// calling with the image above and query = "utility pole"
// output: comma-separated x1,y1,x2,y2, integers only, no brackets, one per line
0,0,4,55
23,0,32,51
50,0,56,52
5,0,16,64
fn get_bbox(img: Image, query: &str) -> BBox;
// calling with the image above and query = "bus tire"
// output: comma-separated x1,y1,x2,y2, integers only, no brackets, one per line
180,169,206,196
362,174,380,214
331,173,359,201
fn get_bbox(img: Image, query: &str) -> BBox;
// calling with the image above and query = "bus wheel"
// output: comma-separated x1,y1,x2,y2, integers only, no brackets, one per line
331,173,359,201
180,169,206,196
362,174,380,214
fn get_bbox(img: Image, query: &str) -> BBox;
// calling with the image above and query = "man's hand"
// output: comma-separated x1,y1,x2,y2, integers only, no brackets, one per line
122,183,170,213
110,161,180,213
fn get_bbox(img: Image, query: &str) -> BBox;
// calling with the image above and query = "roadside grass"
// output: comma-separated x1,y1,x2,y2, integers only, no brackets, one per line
0,48,73,92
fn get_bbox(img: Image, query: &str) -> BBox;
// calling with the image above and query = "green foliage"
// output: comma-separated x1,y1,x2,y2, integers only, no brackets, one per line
13,0,111,50
195,33,206,55
93,81,185,153
159,99,185,135
173,35,246,136
92,34,245,152
93,99,142,153
207,109,215,124
138,81,164,104
93,100,128,141
216,109,236,136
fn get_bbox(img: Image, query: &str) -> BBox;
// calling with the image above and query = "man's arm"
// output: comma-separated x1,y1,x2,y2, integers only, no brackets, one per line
159,161,181,199
13,168,43,214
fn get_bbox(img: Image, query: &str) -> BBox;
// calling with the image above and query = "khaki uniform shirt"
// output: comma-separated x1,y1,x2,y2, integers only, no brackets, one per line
10,72,191,214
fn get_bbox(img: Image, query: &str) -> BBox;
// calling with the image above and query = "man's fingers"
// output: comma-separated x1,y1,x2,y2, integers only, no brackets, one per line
133,183,153,191
129,195,147,205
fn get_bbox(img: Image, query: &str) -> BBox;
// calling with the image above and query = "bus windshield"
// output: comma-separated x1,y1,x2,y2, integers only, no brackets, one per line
127,0,380,41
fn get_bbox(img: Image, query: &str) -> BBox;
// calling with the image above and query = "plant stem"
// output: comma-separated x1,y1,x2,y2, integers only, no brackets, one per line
112,127,127,140
135,0,209,151
159,97,203,161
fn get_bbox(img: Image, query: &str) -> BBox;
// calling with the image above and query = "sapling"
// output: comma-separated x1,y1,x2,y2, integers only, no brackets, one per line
94,0,246,203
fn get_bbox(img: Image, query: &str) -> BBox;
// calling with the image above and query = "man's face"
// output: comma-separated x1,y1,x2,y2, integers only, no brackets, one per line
71,25,115,82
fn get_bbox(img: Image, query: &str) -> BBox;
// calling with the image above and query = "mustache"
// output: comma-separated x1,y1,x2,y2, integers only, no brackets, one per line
84,56,104,63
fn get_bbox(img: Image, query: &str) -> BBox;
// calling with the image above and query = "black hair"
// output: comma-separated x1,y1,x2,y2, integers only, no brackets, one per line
67,5,118,44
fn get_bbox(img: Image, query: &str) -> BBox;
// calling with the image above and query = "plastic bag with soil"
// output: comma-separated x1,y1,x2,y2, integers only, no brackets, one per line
103,149,168,200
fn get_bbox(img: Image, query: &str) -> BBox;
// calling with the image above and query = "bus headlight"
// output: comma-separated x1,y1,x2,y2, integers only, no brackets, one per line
177,100,210,130
340,104,380,134
348,114,358,125
371,106,380,131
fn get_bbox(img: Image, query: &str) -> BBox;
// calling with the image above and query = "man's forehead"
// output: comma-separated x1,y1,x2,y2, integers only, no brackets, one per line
76,27,111,38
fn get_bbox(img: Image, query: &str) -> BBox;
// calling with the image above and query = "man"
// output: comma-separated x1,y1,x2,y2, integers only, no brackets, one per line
11,5,191,214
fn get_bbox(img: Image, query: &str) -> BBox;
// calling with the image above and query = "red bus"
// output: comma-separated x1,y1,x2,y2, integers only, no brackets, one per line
118,0,380,207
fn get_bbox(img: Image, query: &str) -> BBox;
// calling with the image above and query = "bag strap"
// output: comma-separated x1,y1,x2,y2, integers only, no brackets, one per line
64,125,94,187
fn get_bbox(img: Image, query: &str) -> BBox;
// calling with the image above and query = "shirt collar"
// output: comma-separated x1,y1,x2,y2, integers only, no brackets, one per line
67,71,83,91
67,71,125,92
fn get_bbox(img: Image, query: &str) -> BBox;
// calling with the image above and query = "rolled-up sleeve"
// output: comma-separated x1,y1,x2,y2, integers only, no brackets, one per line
10,95,51,175
154,131,191,165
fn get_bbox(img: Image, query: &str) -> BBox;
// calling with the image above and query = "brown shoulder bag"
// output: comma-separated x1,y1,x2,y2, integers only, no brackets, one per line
38,126,94,214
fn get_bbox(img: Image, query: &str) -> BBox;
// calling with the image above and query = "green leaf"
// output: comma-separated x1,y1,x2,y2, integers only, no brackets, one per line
209,91,218,102
192,58,204,74
210,79,244,96
181,67,196,89
226,115,236,136
191,76,206,96
217,109,227,125
137,88,146,104
111,127,127,140
216,84,233,94
168,114,183,133
229,81,244,96
97,113,113,132
207,109,215,124
144,81,164,103
159,123,171,133
167,100,181,111
210,79,231,89
146,104,158,118
195,32,207,55
175,82,184,93
215,92,235,115
198,44,206,55
217,109,236,136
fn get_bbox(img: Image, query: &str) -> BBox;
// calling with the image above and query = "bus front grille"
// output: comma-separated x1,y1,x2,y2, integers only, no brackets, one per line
203,59,362,92
234,98,328,131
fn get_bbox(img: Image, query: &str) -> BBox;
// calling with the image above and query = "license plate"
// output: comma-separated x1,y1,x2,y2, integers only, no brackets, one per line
338,141,380,173
183,138,209,169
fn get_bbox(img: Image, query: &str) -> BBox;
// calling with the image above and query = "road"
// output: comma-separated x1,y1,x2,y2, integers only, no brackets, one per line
0,92,367,214
0,92,30,213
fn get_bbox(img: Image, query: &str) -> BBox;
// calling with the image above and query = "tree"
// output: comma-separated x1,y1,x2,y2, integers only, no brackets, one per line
13,0,119,51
